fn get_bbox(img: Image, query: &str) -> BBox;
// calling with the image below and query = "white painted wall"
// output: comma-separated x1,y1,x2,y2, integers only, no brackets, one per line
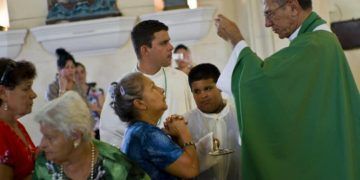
8,0,233,144
6,0,359,144
329,0,360,90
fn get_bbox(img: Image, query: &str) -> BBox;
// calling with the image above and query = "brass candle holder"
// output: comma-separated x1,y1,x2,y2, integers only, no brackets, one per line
208,138,234,156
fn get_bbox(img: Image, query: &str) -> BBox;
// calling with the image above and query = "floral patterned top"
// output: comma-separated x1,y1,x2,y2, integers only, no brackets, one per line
0,120,36,180
33,139,150,180
43,157,106,180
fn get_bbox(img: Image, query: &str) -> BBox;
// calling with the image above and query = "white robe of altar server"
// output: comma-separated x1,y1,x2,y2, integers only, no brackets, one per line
184,99,241,180
100,67,195,147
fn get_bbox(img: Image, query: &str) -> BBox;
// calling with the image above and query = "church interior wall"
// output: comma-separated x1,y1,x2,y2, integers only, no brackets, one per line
4,0,359,144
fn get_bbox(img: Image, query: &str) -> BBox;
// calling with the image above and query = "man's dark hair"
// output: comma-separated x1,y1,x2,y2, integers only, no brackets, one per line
188,63,220,89
297,0,312,10
174,44,189,53
131,20,169,59
55,48,76,70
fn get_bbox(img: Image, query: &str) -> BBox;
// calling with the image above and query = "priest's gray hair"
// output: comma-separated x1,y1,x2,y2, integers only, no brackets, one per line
274,0,312,10
34,91,92,142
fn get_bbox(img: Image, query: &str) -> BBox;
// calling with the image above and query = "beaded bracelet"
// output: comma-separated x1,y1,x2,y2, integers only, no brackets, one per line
183,141,196,149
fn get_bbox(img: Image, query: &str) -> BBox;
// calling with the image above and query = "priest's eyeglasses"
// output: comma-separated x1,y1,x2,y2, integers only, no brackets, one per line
264,2,288,20
0,62,16,85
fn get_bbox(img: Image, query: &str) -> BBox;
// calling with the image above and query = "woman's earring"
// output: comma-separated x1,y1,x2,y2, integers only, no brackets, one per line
73,141,80,148
3,102,8,111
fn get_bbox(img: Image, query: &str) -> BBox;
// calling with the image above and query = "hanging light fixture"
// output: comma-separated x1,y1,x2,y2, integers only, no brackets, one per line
0,0,9,31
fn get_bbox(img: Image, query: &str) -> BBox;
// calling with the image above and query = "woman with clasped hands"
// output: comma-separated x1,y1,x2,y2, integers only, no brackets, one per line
112,72,199,180
33,91,150,180
0,58,37,180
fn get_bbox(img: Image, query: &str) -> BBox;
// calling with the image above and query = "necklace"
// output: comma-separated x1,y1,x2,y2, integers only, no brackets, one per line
59,143,95,180
155,68,167,126
162,68,167,96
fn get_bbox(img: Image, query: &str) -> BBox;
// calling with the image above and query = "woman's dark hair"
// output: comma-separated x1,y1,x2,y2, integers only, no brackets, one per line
75,62,87,74
111,72,144,123
75,62,86,70
188,63,220,89
0,58,37,105
56,48,76,70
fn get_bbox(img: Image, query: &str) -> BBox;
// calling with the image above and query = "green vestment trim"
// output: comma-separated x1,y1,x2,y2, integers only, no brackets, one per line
231,12,360,180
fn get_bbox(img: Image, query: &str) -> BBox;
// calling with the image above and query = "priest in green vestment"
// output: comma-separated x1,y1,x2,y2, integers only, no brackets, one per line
215,0,360,179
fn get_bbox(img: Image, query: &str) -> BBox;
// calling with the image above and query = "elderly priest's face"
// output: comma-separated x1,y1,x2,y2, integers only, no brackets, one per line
264,0,300,39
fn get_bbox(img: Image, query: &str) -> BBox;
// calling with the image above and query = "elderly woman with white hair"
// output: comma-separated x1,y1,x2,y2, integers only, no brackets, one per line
33,91,149,180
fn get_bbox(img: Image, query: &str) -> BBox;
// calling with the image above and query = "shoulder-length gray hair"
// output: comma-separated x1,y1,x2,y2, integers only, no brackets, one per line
111,72,144,124
34,91,92,142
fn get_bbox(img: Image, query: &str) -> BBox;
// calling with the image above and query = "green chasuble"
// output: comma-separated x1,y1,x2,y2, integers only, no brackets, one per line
231,12,360,180
33,139,150,180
